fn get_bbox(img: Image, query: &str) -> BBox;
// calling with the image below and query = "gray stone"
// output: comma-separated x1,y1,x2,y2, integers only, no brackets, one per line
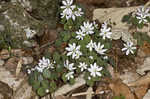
0,60,4,66
136,57,150,75
143,90,150,99
22,57,33,65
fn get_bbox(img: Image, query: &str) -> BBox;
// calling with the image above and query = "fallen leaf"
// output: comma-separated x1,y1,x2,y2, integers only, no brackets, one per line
109,79,135,99
141,41,150,56
5,57,19,73
134,84,148,99
40,25,58,45
16,58,23,76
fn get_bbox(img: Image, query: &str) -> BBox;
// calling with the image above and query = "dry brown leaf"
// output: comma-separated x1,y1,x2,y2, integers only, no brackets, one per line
141,41,150,56
5,57,19,73
40,25,58,45
109,79,135,99
128,73,150,86
134,84,149,99
16,58,22,76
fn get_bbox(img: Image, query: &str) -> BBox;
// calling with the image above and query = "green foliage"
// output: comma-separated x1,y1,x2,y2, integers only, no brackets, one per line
49,81,57,92
113,94,125,99
0,27,22,49
43,69,51,79
133,32,150,46
122,14,132,23
37,87,46,97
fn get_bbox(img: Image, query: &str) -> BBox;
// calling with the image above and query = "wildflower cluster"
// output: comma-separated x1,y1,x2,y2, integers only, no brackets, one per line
60,0,83,21
122,6,150,47
122,6,150,29
27,0,138,97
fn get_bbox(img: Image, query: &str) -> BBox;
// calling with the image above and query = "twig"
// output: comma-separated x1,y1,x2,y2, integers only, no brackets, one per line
72,92,94,97
144,0,150,8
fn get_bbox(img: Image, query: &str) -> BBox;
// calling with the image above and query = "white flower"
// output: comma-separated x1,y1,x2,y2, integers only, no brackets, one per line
122,42,136,55
35,57,54,72
78,62,88,71
35,66,43,72
93,21,98,29
65,71,74,80
86,40,94,51
99,23,112,40
24,27,36,39
61,0,75,15
64,60,76,71
76,29,86,40
88,63,103,77
45,89,49,93
80,21,94,34
60,11,71,20
70,11,76,20
27,69,31,74
103,56,108,60
88,76,91,80
74,50,82,59
38,57,54,69
89,56,94,60
75,8,84,17
94,42,107,55
136,6,150,24
66,43,82,59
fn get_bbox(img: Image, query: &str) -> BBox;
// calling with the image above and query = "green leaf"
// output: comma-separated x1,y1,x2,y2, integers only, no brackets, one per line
49,81,57,92
137,22,144,29
104,42,112,49
131,17,139,25
92,76,100,81
62,73,67,83
63,33,71,41
56,65,63,73
71,32,76,37
51,72,58,80
69,78,75,85
64,23,69,31
28,74,35,85
37,87,46,97
86,79,94,87
33,81,41,91
55,40,62,47
38,74,44,82
41,80,49,89
122,14,131,22
53,52,60,63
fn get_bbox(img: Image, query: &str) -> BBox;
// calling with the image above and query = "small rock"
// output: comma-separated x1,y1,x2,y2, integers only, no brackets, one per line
0,93,4,99
0,25,5,32
120,71,140,85
136,57,150,75
111,28,122,40
137,48,147,58
11,49,25,57
5,57,19,73
23,40,37,48
22,57,33,65
0,49,10,60
0,60,4,66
